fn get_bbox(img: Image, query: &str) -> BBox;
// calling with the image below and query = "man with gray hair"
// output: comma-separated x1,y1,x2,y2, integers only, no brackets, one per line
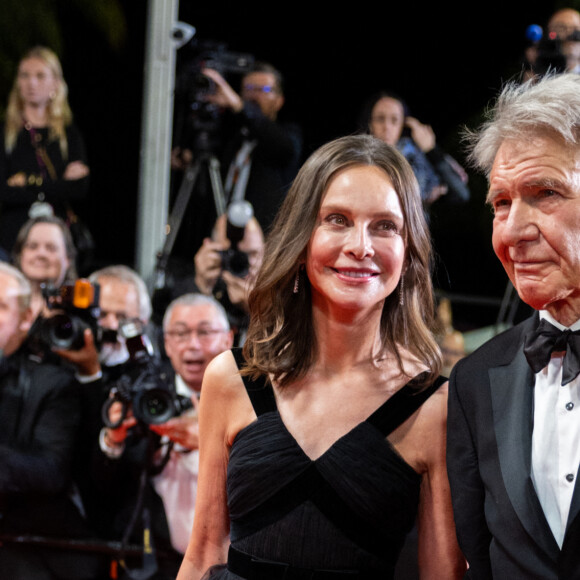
54,264,154,548
447,73,580,578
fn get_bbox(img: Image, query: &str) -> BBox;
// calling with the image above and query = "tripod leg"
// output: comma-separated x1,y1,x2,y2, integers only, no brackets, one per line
152,161,201,290
208,156,226,217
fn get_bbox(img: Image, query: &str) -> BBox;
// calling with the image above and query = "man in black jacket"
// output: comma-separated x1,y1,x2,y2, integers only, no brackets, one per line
0,261,100,579
171,61,302,258
447,73,580,579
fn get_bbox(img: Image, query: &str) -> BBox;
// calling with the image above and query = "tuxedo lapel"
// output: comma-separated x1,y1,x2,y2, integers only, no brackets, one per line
489,345,560,560
565,464,580,535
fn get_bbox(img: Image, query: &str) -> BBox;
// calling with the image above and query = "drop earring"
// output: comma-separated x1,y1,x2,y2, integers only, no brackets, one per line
399,275,404,306
293,267,301,294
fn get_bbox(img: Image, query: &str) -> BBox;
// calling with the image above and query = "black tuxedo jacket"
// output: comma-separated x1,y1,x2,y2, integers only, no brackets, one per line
447,313,580,579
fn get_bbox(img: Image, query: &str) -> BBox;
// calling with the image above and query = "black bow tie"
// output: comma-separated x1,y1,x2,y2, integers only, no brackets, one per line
524,318,580,385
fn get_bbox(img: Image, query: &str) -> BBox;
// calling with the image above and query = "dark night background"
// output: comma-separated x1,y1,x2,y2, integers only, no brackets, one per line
12,1,565,332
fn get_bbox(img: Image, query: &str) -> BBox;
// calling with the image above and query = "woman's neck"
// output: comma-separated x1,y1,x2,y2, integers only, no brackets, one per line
23,104,48,128
311,303,386,372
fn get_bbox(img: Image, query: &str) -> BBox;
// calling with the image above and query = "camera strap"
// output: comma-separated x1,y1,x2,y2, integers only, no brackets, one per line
117,432,159,580
119,507,158,580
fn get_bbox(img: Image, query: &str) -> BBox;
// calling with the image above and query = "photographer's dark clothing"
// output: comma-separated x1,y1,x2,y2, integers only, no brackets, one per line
90,365,191,580
220,102,302,233
0,122,89,253
0,348,101,579
72,360,138,539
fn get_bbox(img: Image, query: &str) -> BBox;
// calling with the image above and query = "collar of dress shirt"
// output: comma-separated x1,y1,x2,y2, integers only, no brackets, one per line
175,373,200,400
539,310,580,332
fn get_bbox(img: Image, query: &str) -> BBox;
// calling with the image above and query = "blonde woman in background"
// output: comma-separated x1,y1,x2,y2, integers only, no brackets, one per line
0,46,89,257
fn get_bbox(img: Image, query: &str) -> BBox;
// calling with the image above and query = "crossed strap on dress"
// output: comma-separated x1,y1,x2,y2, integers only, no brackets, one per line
230,349,446,562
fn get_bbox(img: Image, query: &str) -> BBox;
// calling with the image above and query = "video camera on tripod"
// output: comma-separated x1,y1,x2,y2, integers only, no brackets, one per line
174,38,255,153
102,319,193,428
177,39,254,103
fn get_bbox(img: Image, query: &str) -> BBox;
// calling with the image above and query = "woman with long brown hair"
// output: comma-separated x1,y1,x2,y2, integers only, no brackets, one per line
177,134,465,579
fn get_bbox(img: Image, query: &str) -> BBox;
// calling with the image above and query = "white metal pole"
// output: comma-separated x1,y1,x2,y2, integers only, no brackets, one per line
135,0,179,284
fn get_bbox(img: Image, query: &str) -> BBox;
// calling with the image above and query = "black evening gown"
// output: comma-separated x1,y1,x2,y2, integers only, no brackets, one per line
204,349,445,579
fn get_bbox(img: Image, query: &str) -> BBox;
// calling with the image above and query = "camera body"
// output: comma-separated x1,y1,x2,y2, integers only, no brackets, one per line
103,319,193,427
218,248,249,278
39,279,101,350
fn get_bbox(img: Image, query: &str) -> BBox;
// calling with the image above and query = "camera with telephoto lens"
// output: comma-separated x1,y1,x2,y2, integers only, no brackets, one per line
102,319,193,427
218,200,254,278
39,279,101,350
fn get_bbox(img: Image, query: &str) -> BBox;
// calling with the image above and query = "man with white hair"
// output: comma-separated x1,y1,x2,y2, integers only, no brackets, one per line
447,73,580,578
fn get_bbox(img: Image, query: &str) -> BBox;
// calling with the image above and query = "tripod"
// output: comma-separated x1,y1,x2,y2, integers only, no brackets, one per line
150,151,226,325
154,152,226,284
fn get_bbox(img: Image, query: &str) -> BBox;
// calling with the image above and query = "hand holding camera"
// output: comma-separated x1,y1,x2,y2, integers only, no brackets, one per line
54,326,101,377
194,201,253,295
201,68,244,113
194,237,225,294
149,396,200,450
102,399,138,449
101,319,193,429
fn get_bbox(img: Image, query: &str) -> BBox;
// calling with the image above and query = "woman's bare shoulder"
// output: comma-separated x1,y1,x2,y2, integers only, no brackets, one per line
204,349,242,387
201,349,257,446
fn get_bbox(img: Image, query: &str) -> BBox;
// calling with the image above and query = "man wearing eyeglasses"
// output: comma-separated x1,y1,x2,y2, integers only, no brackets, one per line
161,293,234,398
96,294,233,579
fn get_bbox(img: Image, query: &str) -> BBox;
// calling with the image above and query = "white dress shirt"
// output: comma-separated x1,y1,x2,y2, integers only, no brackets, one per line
151,374,199,554
531,310,580,547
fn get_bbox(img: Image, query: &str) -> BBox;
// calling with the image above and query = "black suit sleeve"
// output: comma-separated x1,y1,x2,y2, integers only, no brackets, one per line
447,361,493,579
0,365,81,495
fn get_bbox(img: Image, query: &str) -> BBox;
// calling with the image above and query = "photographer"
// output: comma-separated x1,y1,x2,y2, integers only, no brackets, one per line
0,262,101,579
174,60,302,247
53,264,153,380
190,210,264,346
52,265,153,540
95,294,233,579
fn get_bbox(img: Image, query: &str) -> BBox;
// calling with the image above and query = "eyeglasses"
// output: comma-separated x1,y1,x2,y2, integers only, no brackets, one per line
242,83,276,94
165,326,228,344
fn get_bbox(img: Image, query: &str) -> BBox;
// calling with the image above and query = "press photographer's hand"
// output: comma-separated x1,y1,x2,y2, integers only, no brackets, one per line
201,68,244,113
221,270,251,312
102,399,137,450
149,397,200,450
54,327,101,377
405,117,436,153
194,238,225,295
